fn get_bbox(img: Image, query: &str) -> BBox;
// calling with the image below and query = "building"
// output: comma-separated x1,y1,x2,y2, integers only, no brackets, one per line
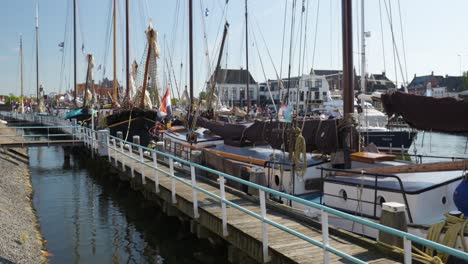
310,69,342,91
366,72,396,92
407,72,444,95
258,74,332,112
211,68,258,107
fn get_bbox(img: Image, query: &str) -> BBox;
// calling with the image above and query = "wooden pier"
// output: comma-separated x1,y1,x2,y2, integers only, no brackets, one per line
101,141,401,263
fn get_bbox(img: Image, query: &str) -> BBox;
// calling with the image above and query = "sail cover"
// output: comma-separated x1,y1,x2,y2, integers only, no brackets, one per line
382,92,468,133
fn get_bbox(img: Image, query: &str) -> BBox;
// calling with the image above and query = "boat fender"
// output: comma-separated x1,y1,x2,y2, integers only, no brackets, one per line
453,177,468,216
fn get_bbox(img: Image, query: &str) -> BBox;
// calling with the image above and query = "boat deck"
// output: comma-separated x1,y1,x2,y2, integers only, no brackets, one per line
108,145,401,263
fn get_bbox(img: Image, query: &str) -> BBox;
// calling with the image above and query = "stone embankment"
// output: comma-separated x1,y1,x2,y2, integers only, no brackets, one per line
0,123,44,263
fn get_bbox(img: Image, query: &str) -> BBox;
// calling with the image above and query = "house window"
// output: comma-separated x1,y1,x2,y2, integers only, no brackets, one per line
316,79,322,88
240,87,245,100
249,89,255,99
300,91,304,101
315,91,320,99
232,87,237,100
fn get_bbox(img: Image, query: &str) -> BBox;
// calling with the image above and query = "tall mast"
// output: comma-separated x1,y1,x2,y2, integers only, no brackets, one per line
35,0,39,102
360,0,366,95
113,0,118,105
341,0,354,169
342,0,353,115
188,0,194,111
73,0,77,106
125,0,130,101
20,35,24,112
245,0,250,113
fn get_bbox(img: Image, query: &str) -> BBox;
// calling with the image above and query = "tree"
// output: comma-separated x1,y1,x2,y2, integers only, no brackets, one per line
4,94,20,105
199,91,207,100
171,98,179,106
462,71,468,91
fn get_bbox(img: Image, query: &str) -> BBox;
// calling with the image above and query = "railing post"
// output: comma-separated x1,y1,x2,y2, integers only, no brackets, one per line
190,165,199,218
113,138,118,167
321,210,330,264
139,146,145,184
404,237,412,264
219,175,228,237
71,119,77,141
259,190,270,263
152,151,159,193
129,144,134,178
169,158,177,204
120,139,125,171
107,133,111,162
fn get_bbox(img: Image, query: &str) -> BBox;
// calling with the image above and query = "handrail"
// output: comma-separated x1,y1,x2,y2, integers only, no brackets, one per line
2,112,468,263
317,167,414,223
101,128,468,263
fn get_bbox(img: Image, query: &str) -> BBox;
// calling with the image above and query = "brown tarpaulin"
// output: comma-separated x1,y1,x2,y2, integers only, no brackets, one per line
382,92,468,133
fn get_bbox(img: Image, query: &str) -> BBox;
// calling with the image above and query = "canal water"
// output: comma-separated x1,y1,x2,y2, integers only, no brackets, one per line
30,146,228,263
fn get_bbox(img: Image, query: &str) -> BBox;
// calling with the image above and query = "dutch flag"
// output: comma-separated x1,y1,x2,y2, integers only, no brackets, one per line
159,86,172,118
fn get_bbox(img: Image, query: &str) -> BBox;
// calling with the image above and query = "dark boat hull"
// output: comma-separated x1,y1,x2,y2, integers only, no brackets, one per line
106,109,158,146
361,130,417,152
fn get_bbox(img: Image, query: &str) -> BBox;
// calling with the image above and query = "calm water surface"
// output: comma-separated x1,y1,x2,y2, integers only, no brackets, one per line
30,146,227,263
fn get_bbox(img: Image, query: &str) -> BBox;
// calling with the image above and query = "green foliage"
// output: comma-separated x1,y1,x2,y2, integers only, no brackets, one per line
171,98,179,106
463,71,468,91
199,91,207,100
4,94,21,105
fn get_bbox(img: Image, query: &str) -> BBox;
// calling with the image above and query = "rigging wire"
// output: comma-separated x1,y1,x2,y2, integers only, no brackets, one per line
286,0,297,104
397,0,409,86
378,0,387,73
301,0,310,75
250,20,277,113
310,0,321,69
279,0,288,81
383,0,407,88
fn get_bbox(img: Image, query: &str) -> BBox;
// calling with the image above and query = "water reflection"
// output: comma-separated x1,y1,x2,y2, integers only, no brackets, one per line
30,146,227,263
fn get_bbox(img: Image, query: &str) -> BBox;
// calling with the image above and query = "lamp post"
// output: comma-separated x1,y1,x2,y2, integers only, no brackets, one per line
458,54,462,76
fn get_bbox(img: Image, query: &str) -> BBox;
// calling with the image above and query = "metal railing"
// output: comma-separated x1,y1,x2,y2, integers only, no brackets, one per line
3,111,468,264
79,126,468,264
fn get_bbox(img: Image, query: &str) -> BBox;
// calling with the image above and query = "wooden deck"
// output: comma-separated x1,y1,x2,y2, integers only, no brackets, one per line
0,139,83,148
105,145,401,264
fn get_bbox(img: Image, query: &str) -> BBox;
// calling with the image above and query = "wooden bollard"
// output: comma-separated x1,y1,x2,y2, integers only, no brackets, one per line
378,202,407,248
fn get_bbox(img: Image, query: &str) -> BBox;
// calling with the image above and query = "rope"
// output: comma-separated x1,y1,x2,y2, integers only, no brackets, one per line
378,241,443,264
289,125,307,177
425,212,468,263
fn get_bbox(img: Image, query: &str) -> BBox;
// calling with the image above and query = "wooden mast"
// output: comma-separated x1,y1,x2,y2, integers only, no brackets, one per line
113,0,118,106
35,0,39,103
73,0,77,106
140,28,153,108
125,0,130,102
20,35,24,112
208,22,229,111
245,0,250,113
342,0,354,169
188,0,194,112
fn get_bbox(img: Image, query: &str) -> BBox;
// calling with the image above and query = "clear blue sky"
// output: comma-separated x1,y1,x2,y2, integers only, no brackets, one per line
1,0,468,97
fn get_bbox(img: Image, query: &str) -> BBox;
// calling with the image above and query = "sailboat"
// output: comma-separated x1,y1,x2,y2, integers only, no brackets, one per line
164,0,468,258
104,0,159,146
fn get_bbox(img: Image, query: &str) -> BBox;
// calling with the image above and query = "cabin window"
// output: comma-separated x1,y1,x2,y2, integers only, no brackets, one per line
377,196,386,206
339,189,347,201
316,79,322,88
274,175,280,186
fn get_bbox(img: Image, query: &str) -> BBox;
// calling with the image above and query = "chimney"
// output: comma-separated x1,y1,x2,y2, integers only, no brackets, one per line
382,71,386,76
431,71,434,76
414,73,416,78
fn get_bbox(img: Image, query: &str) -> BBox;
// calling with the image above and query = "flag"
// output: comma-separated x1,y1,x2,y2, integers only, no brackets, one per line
97,64,102,71
205,8,209,17
81,44,85,54
58,42,64,48
159,86,172,118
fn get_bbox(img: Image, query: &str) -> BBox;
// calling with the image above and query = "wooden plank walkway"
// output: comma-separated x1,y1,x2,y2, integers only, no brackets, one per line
0,140,83,148
106,144,401,264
